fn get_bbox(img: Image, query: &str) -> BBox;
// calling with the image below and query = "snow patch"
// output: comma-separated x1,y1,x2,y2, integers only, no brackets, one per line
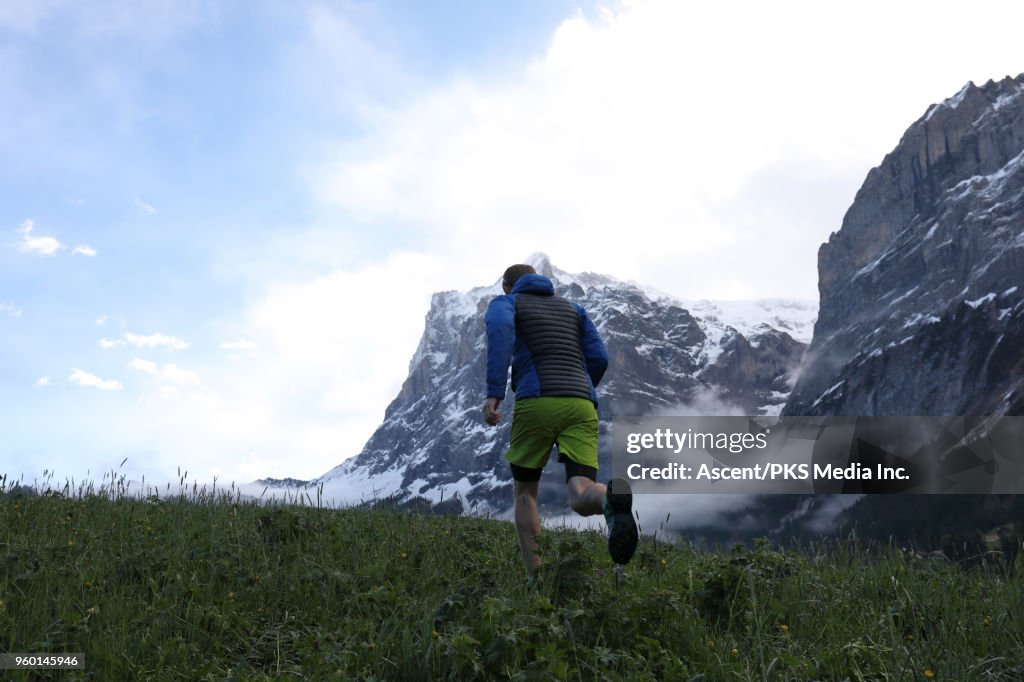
811,381,845,408
679,298,818,345
902,312,941,329
946,148,1024,206
948,82,973,109
853,248,894,280
888,286,920,307
316,463,409,506
981,147,1024,199
885,336,917,350
966,293,997,308
923,82,972,122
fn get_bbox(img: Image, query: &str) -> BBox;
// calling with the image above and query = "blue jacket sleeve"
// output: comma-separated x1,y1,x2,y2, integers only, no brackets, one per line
484,295,515,399
577,305,608,388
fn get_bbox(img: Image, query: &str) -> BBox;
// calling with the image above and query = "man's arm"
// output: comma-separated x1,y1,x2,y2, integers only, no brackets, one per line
483,295,515,424
578,305,609,387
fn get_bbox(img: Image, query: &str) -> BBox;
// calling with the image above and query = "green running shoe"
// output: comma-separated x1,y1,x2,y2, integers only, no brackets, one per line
603,478,638,565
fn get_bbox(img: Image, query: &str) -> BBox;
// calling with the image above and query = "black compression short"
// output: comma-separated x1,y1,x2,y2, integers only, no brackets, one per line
509,453,597,483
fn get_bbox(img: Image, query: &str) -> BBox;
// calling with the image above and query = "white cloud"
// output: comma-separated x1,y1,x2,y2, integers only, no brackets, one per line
134,198,157,215
115,251,447,480
129,357,200,389
0,302,22,317
125,332,189,349
10,220,94,259
14,219,63,255
69,368,123,391
310,0,1024,300
35,376,51,387
101,332,190,350
95,315,108,326
128,357,158,374
249,251,440,415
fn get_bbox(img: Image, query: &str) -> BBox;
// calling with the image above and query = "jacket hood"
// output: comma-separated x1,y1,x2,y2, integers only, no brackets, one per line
510,273,554,296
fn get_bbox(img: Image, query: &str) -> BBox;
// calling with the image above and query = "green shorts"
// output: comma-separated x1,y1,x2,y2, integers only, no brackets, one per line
506,396,599,472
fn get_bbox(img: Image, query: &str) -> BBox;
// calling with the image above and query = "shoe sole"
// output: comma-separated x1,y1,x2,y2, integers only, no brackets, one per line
606,478,638,565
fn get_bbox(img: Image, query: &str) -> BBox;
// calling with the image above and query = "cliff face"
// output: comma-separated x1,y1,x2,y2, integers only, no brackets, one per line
785,75,1024,417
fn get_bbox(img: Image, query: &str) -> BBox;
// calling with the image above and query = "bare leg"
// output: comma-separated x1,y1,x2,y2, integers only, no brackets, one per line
513,480,541,575
566,476,606,516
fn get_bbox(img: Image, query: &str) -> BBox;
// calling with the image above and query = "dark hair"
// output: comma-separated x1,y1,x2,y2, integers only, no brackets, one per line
502,264,536,289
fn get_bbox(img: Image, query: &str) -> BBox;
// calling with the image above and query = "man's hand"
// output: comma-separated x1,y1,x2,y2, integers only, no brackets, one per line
483,397,502,425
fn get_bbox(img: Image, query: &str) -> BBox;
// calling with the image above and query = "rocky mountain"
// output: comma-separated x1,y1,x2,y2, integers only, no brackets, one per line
784,75,1024,418
315,253,814,515
780,75,1024,556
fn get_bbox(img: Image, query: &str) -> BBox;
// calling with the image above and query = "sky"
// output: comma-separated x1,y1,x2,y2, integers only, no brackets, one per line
2,0,1023,488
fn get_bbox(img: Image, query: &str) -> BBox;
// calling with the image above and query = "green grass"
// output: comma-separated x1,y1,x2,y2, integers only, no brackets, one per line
1,480,1023,680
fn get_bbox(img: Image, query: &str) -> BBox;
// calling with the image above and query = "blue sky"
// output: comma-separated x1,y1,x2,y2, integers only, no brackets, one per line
2,0,1023,488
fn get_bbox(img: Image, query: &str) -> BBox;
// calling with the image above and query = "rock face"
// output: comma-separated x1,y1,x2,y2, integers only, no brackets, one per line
781,76,1024,553
785,75,1024,417
317,254,814,514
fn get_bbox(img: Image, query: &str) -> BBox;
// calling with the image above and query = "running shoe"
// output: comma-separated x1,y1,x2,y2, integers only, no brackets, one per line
603,477,638,564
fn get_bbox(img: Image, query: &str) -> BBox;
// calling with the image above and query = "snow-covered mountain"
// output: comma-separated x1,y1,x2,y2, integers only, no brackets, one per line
313,253,814,514
784,75,1024,418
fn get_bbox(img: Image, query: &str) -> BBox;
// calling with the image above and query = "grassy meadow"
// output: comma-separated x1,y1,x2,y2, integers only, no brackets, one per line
1,475,1023,680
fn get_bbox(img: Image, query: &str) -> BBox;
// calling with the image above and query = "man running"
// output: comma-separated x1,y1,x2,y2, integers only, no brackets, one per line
482,263,638,574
